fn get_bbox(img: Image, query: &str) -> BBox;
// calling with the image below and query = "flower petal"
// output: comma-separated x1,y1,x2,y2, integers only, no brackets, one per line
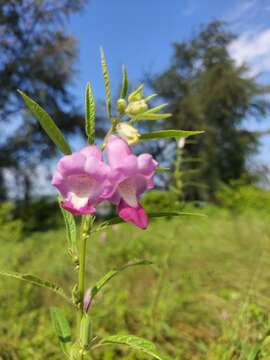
80,145,102,160
138,154,158,176
118,200,148,229
106,135,132,169
57,153,86,176
118,178,138,207
61,197,96,216
84,156,109,180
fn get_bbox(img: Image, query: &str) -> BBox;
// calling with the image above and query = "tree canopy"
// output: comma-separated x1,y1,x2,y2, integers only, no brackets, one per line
151,21,270,200
0,0,86,199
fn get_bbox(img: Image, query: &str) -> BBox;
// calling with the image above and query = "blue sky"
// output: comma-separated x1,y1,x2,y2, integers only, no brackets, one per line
67,0,270,166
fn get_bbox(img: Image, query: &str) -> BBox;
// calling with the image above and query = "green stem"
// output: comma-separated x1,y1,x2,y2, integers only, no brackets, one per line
78,225,87,318
77,216,92,359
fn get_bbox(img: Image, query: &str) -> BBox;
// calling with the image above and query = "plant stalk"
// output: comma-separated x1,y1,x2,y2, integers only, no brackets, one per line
77,216,92,359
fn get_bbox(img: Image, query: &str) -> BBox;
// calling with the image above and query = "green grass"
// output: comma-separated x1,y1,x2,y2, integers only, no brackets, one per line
1,207,270,359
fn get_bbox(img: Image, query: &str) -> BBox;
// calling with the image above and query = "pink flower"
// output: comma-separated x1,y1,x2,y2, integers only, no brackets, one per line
52,146,112,215
105,136,158,229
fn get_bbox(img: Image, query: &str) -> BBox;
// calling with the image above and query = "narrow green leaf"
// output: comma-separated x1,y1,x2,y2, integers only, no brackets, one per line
58,196,78,258
85,82,95,144
100,48,112,118
99,335,171,360
134,113,172,121
18,90,71,155
140,130,204,141
156,167,170,173
0,270,70,302
50,307,72,355
90,260,153,301
120,65,128,99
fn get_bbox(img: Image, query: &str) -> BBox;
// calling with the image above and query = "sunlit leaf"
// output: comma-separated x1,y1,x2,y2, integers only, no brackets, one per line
85,82,95,144
140,130,204,141
100,48,112,118
99,335,171,360
18,90,71,155
50,307,72,356
0,270,70,302
90,260,153,301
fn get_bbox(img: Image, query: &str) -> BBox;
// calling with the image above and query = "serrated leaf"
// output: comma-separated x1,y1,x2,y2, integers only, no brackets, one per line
18,90,71,155
0,270,70,302
90,260,153,301
120,65,128,99
140,130,204,141
100,48,112,118
58,196,78,258
99,335,171,360
50,307,72,355
85,82,95,144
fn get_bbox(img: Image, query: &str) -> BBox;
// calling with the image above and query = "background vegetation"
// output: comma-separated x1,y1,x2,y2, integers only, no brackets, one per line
1,194,270,359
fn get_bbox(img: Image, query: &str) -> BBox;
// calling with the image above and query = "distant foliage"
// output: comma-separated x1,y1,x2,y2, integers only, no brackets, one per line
217,182,270,213
141,190,181,213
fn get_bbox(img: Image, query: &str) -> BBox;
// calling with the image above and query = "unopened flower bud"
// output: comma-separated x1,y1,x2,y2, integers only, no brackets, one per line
83,288,92,312
116,122,140,145
117,98,127,114
177,137,186,149
125,100,148,116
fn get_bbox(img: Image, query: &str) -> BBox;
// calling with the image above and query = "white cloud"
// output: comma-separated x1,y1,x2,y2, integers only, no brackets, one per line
229,28,270,76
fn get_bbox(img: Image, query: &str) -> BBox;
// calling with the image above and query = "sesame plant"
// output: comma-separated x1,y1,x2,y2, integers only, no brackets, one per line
1,49,203,360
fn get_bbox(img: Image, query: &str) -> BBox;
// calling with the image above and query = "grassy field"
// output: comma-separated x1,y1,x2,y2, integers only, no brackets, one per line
1,207,270,359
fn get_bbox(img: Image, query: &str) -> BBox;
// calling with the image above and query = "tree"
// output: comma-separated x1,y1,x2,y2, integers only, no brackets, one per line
0,0,86,199
151,21,270,201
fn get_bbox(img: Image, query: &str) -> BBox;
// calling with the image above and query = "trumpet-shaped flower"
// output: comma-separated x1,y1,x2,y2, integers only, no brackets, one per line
105,136,158,229
52,146,111,215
